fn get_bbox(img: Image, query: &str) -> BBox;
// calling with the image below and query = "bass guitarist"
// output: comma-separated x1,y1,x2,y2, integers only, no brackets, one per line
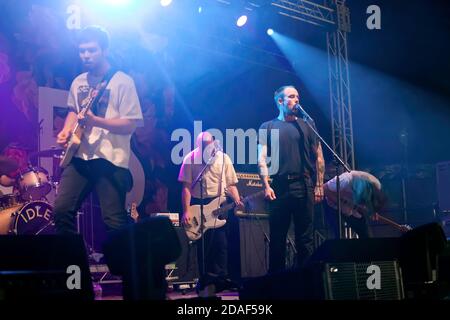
54,26,142,234
178,132,243,295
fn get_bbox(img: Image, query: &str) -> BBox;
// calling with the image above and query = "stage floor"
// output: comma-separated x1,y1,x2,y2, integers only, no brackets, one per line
98,286,239,301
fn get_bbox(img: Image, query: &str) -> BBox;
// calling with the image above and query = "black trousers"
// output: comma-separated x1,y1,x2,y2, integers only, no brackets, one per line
197,225,228,278
191,197,228,279
53,158,132,234
268,178,314,273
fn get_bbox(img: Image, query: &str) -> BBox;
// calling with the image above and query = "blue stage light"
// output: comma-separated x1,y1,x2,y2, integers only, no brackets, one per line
102,0,131,5
267,28,274,36
236,15,248,27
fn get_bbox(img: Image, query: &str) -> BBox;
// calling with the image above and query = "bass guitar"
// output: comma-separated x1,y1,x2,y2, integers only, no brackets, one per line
184,190,265,241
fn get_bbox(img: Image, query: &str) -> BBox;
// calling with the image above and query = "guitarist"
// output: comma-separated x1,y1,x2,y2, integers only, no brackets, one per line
178,132,243,295
53,26,142,234
323,170,387,238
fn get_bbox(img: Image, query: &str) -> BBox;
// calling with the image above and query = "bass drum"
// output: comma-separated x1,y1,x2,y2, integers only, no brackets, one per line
0,201,55,235
17,167,52,201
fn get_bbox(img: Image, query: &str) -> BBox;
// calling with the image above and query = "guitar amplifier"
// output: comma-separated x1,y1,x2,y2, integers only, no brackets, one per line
155,213,180,227
236,173,269,215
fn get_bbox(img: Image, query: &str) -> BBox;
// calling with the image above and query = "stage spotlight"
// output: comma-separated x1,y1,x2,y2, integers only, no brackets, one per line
236,15,248,27
160,0,172,7
198,6,202,13
101,0,132,5
267,28,274,36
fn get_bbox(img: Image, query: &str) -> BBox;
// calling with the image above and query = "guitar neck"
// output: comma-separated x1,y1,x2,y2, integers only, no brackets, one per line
214,201,235,216
213,190,265,216
373,213,409,232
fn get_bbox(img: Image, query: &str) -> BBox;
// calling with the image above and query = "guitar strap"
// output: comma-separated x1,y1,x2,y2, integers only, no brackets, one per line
90,68,118,116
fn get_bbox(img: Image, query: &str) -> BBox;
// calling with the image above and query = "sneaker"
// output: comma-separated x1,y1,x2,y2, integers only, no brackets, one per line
215,277,241,293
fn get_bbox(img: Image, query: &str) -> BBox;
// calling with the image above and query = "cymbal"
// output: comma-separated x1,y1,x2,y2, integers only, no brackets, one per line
29,148,64,159
0,156,19,175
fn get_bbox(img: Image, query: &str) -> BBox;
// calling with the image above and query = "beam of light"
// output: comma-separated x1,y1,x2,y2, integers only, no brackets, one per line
236,15,248,27
270,32,330,113
160,0,172,7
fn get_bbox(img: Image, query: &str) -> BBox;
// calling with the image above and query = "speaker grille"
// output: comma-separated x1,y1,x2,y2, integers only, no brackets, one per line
324,261,404,300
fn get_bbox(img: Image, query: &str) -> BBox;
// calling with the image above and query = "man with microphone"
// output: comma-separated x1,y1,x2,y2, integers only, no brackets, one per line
258,85,325,273
178,131,243,296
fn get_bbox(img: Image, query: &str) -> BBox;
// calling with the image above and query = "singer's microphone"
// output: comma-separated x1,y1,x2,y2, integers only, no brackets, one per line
294,103,313,122
211,140,222,157
294,103,306,115
213,140,222,151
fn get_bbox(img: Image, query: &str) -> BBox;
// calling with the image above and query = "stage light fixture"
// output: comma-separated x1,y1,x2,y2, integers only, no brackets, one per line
267,28,274,36
236,15,248,27
160,0,172,7
102,0,131,5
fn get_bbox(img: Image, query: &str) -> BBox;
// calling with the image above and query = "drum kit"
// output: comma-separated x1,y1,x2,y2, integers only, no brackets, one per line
0,148,63,235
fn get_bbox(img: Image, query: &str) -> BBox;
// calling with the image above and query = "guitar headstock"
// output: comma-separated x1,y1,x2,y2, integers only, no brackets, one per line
400,224,413,232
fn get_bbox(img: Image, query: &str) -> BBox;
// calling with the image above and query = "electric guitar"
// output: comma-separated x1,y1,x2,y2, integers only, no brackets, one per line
59,87,101,168
325,194,412,233
184,190,265,241
371,212,412,233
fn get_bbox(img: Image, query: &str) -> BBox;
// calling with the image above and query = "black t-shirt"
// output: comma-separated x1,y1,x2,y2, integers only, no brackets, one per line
259,118,318,178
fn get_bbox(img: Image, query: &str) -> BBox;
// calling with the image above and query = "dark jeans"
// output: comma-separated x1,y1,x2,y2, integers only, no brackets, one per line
191,197,229,279
268,178,314,273
197,226,228,278
53,158,133,234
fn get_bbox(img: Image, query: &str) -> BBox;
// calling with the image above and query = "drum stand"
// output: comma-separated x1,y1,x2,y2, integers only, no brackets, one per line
35,220,55,235
75,210,104,262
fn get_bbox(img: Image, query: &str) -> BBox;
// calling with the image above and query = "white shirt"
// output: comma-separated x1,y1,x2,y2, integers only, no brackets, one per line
67,71,143,169
178,144,239,199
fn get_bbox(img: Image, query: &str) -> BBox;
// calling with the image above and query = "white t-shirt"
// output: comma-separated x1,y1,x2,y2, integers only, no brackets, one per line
67,71,143,169
178,144,239,199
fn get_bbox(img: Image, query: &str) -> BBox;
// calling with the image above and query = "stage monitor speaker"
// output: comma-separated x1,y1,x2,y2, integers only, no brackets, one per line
0,235,93,300
319,260,404,300
437,161,450,213
309,238,402,263
166,227,198,284
103,216,181,300
400,222,446,285
306,238,405,300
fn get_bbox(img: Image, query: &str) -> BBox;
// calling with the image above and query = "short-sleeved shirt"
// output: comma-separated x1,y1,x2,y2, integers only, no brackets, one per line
259,118,318,178
67,71,143,169
178,144,239,199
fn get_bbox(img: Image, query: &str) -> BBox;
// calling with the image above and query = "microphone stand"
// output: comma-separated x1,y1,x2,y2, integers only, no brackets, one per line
191,147,217,280
37,119,44,168
295,104,351,239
